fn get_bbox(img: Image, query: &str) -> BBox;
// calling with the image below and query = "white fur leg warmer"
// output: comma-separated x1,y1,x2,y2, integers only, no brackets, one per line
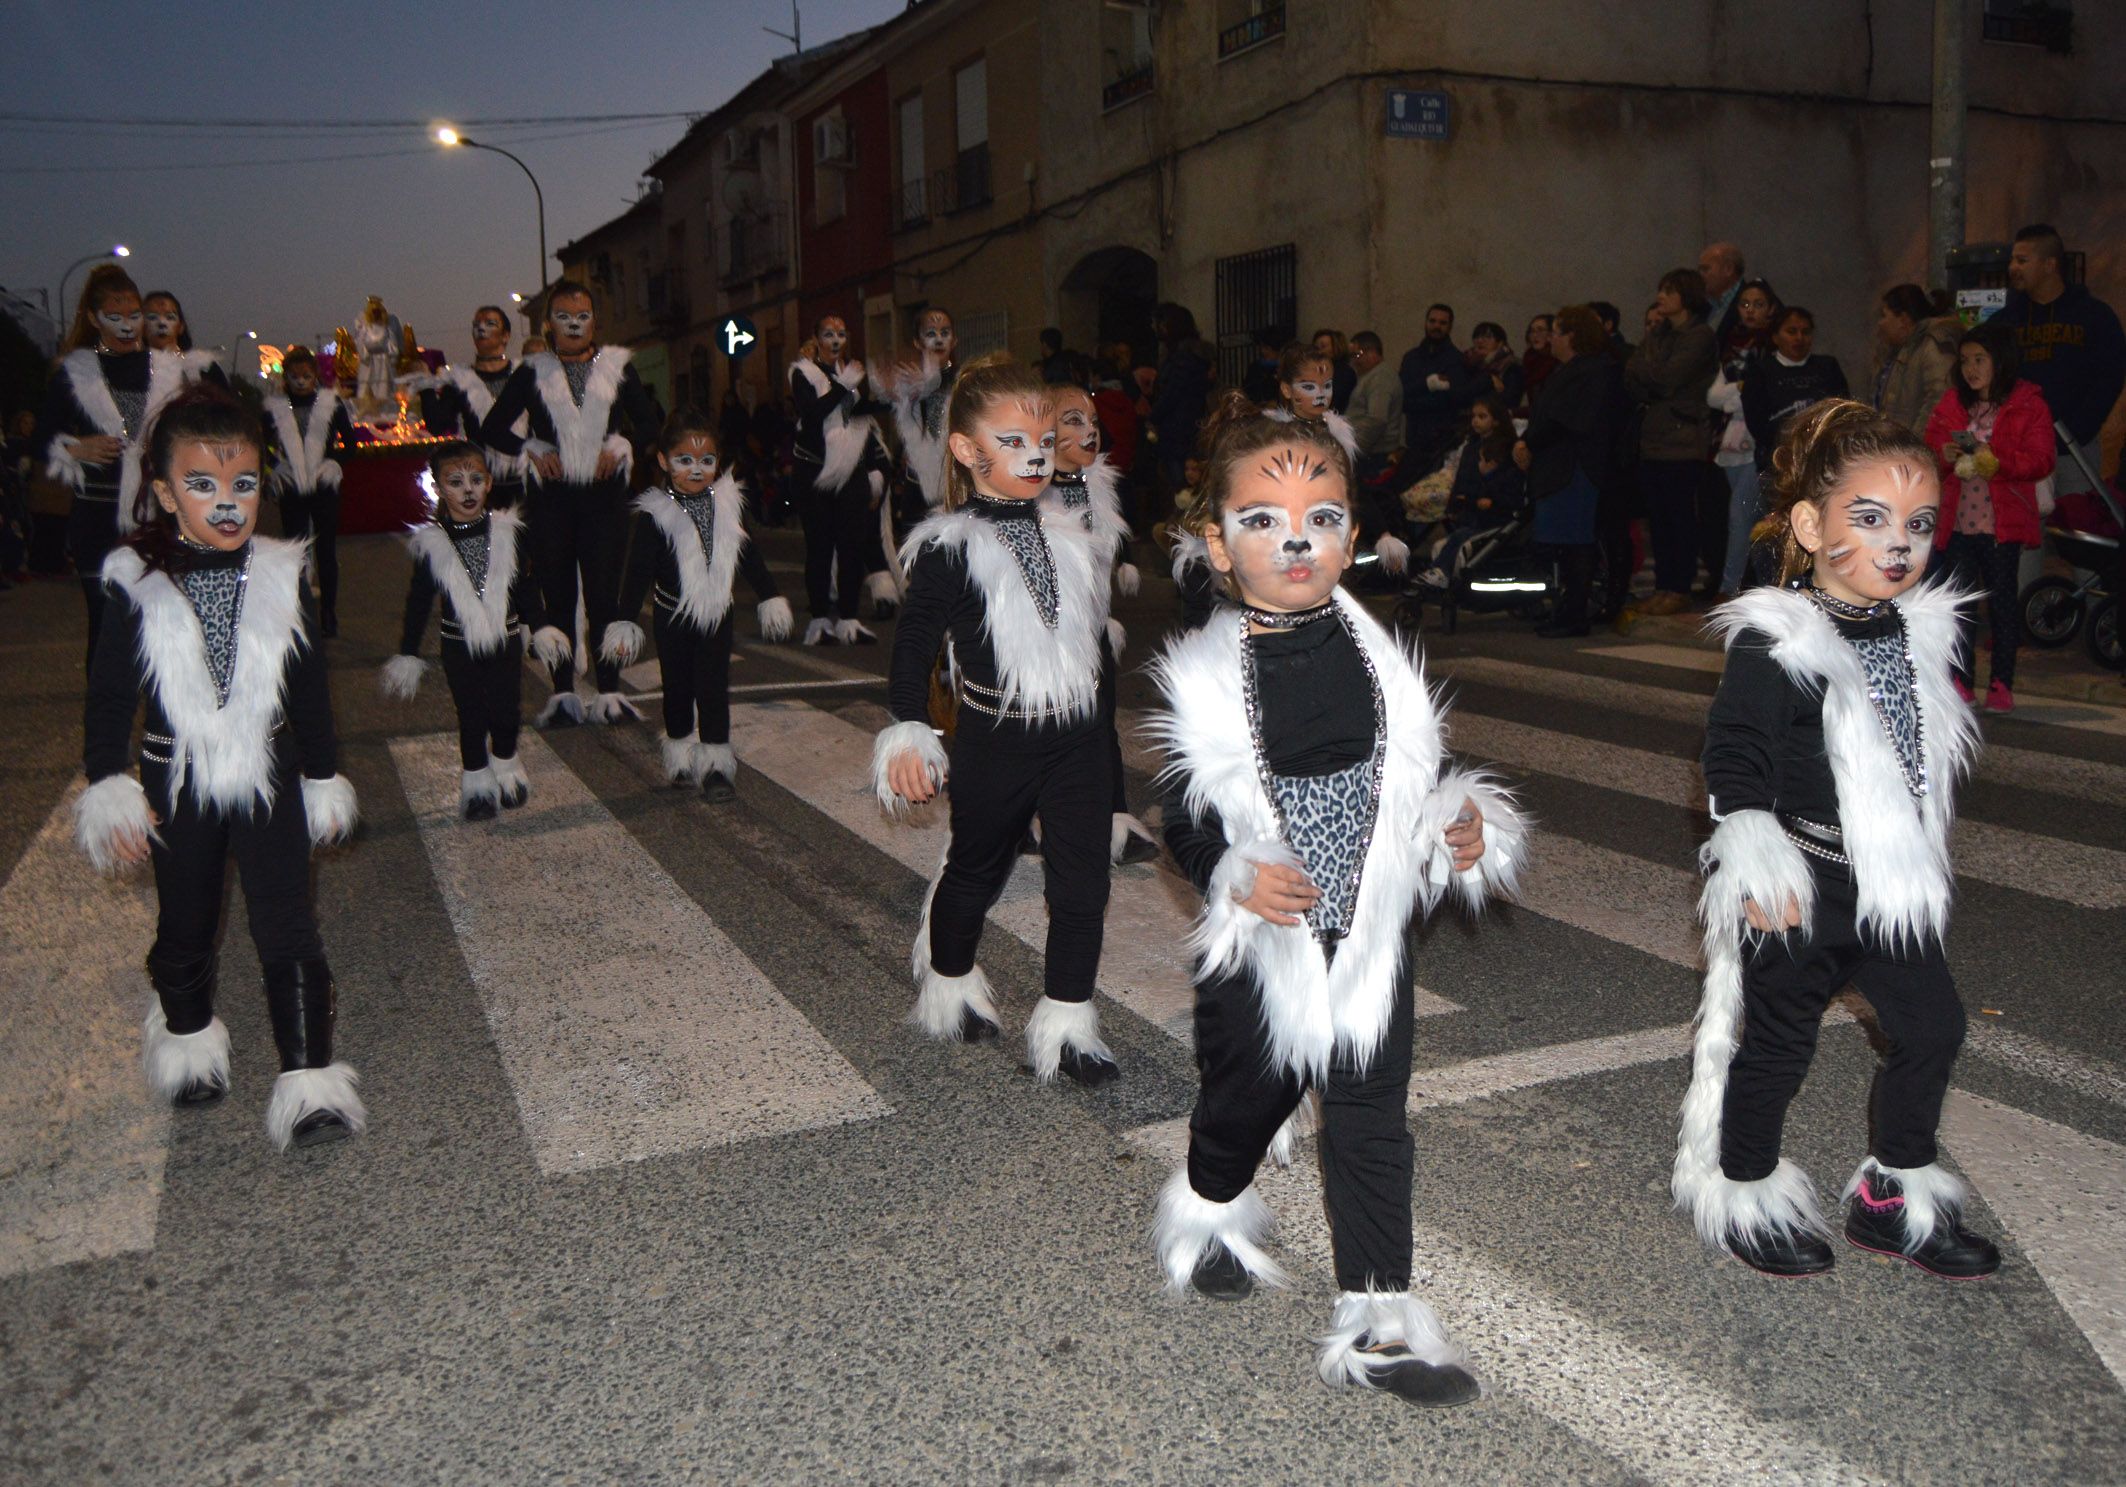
1116,561,1141,598
1677,1159,1829,1251
697,740,736,783
460,766,500,811
862,571,898,608
1846,1156,1967,1254
1417,767,1528,914
598,620,644,667
141,1008,230,1103
265,1064,367,1152
833,617,875,645
756,595,794,642
75,774,159,875
1024,996,1112,1083
873,719,947,815
1315,1289,1467,1388
1153,1167,1289,1294
909,870,999,1039
590,691,642,725
1109,812,1157,865
530,624,572,671
490,752,529,803
380,654,427,701
301,775,359,847
536,691,585,728
660,734,704,784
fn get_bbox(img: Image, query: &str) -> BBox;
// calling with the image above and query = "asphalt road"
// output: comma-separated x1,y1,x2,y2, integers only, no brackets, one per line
4,523,2123,1485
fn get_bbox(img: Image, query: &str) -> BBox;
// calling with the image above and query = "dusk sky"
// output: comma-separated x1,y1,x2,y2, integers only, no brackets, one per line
0,0,906,366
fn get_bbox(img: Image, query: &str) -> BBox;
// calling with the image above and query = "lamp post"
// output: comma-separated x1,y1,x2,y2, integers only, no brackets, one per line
56,243,130,328
438,128,548,317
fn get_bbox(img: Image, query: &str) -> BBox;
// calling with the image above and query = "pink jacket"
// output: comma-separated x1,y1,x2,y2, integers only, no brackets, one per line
1923,379,2054,548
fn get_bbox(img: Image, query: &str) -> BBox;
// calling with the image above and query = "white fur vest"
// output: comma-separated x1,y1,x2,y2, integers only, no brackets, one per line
791,356,877,494
50,348,199,532
265,389,344,494
102,537,310,815
899,500,1111,723
527,347,632,484
405,509,524,657
447,364,528,477
1144,592,1527,1081
633,473,748,631
1046,456,1133,567
1706,583,1979,948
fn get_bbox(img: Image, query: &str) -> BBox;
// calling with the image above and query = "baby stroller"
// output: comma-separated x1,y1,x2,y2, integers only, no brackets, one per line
2017,424,2124,671
1392,509,1565,634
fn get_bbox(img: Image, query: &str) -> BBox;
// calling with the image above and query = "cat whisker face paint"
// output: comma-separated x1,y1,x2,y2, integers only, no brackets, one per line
816,318,849,358
917,311,955,360
949,397,1056,500
661,434,721,494
1052,387,1100,470
156,441,262,551
1204,441,1353,612
144,312,182,350
1289,378,1332,413
548,297,596,354
97,309,144,350
433,457,493,523
1798,457,1938,605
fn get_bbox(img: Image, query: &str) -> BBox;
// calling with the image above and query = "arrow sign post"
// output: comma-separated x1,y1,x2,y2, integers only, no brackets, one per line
719,315,759,360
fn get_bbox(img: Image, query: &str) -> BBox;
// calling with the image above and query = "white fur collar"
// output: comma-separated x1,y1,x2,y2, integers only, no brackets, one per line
447,362,511,419
899,501,1110,722
1046,456,1132,567
59,348,197,531
1707,583,1980,947
265,389,343,494
103,537,309,815
1144,592,1454,1081
633,473,746,630
446,364,527,474
529,347,631,483
791,356,876,493
406,509,521,655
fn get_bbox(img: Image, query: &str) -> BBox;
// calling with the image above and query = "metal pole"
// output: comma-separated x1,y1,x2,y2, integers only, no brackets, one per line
1928,0,1966,292
463,138,548,310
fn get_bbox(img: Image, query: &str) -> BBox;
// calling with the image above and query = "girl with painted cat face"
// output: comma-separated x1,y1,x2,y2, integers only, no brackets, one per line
1142,389,1525,1409
871,356,1125,1088
1680,398,1999,1283
75,385,366,1154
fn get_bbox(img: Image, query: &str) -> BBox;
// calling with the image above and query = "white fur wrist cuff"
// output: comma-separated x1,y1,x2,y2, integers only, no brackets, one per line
599,620,644,666
301,775,359,847
75,774,158,875
380,654,427,700
529,624,572,669
1699,808,1816,939
872,719,946,814
756,595,794,642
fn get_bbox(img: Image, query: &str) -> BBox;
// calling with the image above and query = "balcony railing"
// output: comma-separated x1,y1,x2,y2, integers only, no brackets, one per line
896,176,929,230
1102,62,1155,112
1217,5,1286,59
951,143,992,215
722,211,789,284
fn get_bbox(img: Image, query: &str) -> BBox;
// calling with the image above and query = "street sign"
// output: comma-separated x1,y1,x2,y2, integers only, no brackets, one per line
1386,89,1451,141
719,314,758,360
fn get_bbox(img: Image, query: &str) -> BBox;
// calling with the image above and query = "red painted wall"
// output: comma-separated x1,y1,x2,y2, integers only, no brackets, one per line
796,68,894,358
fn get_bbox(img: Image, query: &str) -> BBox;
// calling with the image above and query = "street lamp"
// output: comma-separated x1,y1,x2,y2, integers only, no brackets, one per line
437,127,548,316
57,243,130,324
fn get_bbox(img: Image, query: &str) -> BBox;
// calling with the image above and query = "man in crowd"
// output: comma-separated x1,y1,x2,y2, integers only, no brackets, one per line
1993,223,2126,497
1699,240,1747,343
1398,303,1467,481
1346,331,1403,485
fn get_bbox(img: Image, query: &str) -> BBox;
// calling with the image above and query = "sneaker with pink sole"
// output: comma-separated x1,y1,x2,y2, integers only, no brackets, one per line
1952,675,1975,705
1984,679,2015,713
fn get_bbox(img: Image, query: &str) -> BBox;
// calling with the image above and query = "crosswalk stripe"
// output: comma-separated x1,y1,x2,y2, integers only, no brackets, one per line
0,783,167,1279
1120,1116,1888,1487
727,702,1464,1037
1580,641,1727,674
387,731,892,1174
1938,1092,2126,1386
1436,654,2126,803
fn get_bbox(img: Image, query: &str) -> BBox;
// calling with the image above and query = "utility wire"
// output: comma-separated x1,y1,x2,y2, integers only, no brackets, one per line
0,109,701,130
0,118,676,175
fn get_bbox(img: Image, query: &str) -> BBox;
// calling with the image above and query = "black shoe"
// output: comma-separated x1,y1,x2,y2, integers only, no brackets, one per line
464,796,499,822
1116,831,1161,867
1190,1242,1253,1301
1352,1338,1483,1407
1057,1047,1120,1088
1845,1175,2001,1278
1728,1227,1835,1277
701,774,737,804
499,785,528,810
1535,621,1590,639
957,1007,1001,1043
873,600,898,621
291,1108,352,1149
175,1075,228,1106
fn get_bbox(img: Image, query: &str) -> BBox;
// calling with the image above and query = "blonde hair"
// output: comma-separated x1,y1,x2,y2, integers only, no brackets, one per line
940,353,1054,510
1754,398,1937,584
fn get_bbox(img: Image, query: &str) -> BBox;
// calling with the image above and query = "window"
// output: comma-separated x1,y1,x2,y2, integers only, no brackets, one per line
812,107,849,226
897,93,927,227
1982,1,2072,53
954,307,1009,361
952,59,991,212
1102,2,1155,112
1213,243,1296,390
1217,0,1286,60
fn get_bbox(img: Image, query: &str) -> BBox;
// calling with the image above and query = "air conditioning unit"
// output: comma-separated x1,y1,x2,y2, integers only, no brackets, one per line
813,113,853,167
721,129,754,167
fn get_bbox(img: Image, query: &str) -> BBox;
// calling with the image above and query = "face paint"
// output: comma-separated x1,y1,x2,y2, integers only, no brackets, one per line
435,459,492,522
662,434,721,494
918,315,954,358
157,441,261,551
955,399,1055,499
817,322,848,356
550,304,594,352
1206,442,1353,613
1806,458,1938,606
1289,378,1332,414
472,314,509,354
144,312,181,348
284,365,317,397
1052,394,1099,471
98,310,144,347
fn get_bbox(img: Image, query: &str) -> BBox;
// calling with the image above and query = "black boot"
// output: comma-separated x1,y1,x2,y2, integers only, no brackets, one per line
1728,1226,1836,1277
1351,1336,1484,1408
263,958,366,1150
1057,1047,1121,1088
1190,1242,1254,1301
957,1006,1001,1042
145,948,227,1104
1845,1169,2000,1278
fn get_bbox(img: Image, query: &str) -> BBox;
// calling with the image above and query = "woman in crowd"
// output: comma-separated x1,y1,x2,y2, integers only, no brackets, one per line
1874,284,1960,438
1520,314,1557,414
1706,279,1780,597
1516,305,1623,637
1625,269,1719,615
1465,321,1524,411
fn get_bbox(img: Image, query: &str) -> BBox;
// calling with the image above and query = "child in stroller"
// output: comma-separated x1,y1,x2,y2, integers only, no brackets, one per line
2018,434,2125,671
1415,394,1526,592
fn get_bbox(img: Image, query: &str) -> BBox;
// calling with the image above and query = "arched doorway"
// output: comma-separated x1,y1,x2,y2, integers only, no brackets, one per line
1060,246,1158,369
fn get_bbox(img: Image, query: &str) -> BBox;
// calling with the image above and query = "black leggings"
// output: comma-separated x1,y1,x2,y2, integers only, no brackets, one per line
144,753,325,977
280,488,343,624
1721,857,1966,1181
68,497,118,673
1640,458,1704,594
1099,638,1129,817
440,634,524,770
929,722,1111,1003
1187,957,1418,1293
527,479,627,692
654,605,735,745
797,462,873,621
1940,531,2024,689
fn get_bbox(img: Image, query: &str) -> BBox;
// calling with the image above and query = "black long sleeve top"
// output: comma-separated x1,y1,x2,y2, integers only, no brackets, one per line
1699,606,1908,828
1742,355,1851,472
419,363,514,440
397,513,548,656
84,544,337,786
40,349,149,500
476,353,662,471
1161,614,1376,894
615,490,780,629
265,393,356,493
888,498,1102,744
789,360,892,463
